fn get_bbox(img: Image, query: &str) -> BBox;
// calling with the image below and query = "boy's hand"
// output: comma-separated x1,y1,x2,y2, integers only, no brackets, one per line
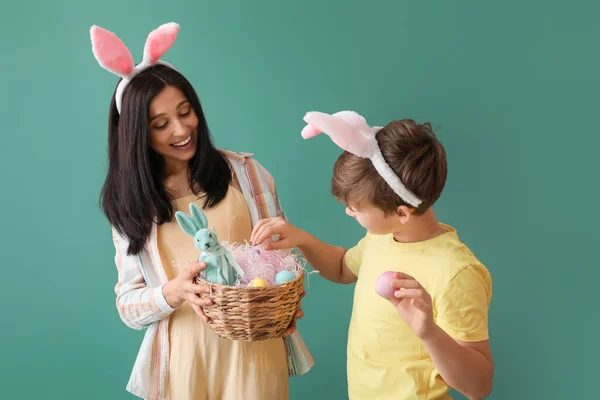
250,217,306,250
389,272,436,340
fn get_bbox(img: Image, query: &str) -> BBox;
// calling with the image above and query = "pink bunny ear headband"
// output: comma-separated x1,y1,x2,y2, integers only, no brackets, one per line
90,22,180,113
301,111,423,208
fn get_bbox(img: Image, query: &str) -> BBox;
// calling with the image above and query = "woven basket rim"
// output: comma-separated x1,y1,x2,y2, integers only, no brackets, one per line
197,270,304,290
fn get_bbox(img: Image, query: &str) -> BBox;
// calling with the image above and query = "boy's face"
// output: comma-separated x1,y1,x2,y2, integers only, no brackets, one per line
345,203,406,235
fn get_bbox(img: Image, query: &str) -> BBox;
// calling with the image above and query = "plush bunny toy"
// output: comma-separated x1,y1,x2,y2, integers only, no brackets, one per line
175,203,244,285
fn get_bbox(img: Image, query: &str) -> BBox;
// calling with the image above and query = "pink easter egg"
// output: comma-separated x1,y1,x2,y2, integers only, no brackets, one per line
375,271,396,298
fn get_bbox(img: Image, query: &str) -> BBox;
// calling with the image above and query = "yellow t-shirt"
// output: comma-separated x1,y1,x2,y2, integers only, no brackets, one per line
344,224,492,399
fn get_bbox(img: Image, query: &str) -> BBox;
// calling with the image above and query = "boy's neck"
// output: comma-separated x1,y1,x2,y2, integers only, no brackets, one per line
392,208,446,244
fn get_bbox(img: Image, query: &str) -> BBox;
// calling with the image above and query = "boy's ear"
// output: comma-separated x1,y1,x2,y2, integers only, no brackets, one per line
396,205,413,224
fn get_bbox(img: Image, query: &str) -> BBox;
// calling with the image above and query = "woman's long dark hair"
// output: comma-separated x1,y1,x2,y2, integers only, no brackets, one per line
100,65,232,255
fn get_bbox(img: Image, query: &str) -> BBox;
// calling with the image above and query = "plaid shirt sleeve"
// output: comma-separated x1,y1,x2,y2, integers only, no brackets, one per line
251,158,286,219
112,228,176,330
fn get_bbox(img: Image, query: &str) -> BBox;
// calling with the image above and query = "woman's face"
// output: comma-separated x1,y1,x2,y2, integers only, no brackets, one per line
148,85,198,169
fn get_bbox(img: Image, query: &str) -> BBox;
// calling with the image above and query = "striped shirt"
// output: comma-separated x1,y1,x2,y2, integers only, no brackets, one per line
111,150,314,400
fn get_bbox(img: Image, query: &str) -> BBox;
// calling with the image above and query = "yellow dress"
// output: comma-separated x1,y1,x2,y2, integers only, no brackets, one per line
157,186,289,400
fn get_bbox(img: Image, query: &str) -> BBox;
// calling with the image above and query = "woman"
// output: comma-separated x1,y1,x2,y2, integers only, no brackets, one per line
91,23,313,400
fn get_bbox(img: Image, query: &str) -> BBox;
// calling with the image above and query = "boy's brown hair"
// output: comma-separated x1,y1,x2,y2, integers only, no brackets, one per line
331,119,447,215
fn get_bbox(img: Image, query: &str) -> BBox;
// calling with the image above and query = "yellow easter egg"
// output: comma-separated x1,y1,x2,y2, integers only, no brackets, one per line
252,278,268,287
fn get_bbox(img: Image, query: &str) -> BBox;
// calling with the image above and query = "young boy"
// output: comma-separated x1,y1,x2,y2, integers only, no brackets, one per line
251,111,494,399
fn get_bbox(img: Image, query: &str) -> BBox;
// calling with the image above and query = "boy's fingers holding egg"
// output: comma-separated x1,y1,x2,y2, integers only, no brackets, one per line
393,271,416,280
394,288,424,299
410,298,431,313
390,279,421,289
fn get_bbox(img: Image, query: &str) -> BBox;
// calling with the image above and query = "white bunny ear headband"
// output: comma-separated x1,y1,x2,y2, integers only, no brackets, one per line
301,111,423,207
90,22,180,113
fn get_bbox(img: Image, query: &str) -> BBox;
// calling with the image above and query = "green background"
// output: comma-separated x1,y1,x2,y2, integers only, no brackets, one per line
1,1,598,399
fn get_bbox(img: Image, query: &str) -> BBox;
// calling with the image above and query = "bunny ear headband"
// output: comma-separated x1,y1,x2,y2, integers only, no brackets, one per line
90,22,180,113
301,111,423,207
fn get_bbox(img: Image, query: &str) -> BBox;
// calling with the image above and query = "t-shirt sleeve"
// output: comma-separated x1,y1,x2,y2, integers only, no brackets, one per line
344,234,369,276
435,264,492,342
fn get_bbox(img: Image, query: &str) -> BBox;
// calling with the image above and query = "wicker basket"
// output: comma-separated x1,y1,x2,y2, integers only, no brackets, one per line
197,271,305,341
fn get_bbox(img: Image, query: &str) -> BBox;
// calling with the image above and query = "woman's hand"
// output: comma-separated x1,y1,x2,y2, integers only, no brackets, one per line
163,261,213,322
283,292,306,336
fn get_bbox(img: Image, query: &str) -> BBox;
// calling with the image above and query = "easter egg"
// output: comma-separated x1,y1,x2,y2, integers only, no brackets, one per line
252,278,268,287
375,271,396,298
275,270,296,285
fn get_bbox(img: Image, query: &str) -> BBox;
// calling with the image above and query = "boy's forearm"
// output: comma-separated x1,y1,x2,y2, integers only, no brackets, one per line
422,325,493,400
296,231,348,283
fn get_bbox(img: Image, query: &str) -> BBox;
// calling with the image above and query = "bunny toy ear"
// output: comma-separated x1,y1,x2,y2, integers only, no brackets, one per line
175,211,199,237
142,22,180,65
189,203,208,229
90,25,134,78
